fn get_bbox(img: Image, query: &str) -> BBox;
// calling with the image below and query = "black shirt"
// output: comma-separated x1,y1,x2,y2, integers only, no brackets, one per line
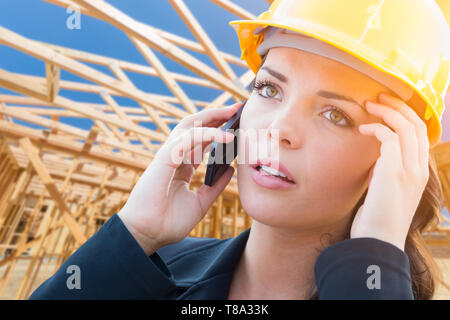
28,213,414,299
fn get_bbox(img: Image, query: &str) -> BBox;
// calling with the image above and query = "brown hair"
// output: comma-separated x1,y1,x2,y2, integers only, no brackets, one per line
249,53,445,300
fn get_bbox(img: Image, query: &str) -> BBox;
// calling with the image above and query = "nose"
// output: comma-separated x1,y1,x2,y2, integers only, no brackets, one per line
267,108,302,149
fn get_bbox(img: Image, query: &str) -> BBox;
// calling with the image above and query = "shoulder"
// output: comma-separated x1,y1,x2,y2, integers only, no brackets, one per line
155,235,225,263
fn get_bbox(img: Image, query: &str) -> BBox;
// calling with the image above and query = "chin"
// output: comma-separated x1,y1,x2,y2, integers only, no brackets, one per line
237,171,309,229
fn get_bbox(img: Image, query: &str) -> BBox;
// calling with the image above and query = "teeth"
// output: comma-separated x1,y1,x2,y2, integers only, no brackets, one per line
258,165,287,178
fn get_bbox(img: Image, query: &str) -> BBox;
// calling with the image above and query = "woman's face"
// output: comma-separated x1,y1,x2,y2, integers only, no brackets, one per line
237,47,395,232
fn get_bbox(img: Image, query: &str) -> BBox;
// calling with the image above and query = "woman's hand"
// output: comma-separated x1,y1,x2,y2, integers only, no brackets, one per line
350,92,430,252
118,102,244,255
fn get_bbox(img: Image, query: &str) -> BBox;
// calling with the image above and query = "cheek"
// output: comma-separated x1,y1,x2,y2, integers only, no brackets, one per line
306,145,352,194
325,138,376,177
240,96,276,128
238,107,273,162
305,139,376,205
235,137,379,229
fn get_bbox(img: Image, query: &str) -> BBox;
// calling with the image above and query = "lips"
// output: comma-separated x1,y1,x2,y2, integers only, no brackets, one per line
251,158,296,184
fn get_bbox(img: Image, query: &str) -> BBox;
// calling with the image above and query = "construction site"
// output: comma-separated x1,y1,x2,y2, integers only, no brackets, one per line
0,0,449,299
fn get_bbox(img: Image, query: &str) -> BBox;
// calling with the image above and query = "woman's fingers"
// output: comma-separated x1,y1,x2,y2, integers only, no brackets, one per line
363,91,431,175
359,122,403,174
150,102,242,195
185,142,211,169
172,163,196,184
195,166,235,215
378,92,429,168
174,143,212,183
358,92,431,187
365,100,417,172
172,127,235,165
153,127,234,189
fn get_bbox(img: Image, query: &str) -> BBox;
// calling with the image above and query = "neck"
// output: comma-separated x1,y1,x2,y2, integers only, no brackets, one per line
229,220,349,300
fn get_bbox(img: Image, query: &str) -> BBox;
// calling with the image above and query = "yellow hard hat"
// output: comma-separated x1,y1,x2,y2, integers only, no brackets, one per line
437,0,450,95
437,0,450,28
229,0,450,147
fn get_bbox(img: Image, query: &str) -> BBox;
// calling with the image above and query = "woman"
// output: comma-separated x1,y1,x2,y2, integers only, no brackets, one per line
29,0,449,300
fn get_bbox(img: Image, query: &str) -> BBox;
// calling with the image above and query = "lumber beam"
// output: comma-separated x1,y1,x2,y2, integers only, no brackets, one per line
130,38,198,114
108,62,172,136
0,91,212,112
81,125,100,153
0,119,150,170
18,137,87,245
69,0,249,100
0,122,239,194
0,69,48,101
0,26,189,119
45,63,60,102
44,0,247,68
0,68,168,143
99,89,155,150
208,0,256,20
169,0,239,83
205,69,255,109
0,102,156,157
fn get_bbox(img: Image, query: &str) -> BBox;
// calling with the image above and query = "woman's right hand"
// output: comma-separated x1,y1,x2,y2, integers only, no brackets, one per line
117,102,244,255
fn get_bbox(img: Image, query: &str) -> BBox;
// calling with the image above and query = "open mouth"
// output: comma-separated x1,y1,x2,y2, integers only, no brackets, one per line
255,164,295,184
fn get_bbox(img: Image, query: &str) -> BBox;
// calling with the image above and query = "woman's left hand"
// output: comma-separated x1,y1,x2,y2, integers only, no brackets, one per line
350,92,430,252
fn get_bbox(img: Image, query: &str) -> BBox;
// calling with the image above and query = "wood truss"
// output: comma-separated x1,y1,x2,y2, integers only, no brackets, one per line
0,0,448,299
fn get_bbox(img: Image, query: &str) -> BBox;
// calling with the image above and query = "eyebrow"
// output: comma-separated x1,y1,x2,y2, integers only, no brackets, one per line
260,66,288,83
316,90,365,112
259,66,366,112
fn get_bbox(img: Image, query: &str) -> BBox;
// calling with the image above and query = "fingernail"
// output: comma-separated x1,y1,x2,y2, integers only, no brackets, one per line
366,101,375,108
379,92,390,99
359,124,369,131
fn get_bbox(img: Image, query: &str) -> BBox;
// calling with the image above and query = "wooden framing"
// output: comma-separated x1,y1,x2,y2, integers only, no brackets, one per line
0,0,253,299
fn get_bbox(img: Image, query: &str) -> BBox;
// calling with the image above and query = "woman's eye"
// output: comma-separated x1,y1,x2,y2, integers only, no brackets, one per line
252,80,353,128
252,79,280,99
320,107,353,127
262,86,278,98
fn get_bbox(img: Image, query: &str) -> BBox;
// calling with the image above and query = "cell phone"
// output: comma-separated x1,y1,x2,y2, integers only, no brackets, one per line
204,101,246,186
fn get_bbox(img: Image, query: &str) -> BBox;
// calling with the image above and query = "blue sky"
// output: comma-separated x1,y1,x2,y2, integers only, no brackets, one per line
0,0,268,131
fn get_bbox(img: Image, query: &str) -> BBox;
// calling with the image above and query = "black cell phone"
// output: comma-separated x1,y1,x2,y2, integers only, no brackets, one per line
204,101,246,186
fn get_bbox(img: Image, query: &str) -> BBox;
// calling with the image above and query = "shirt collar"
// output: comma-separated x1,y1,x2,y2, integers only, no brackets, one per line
175,227,251,299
